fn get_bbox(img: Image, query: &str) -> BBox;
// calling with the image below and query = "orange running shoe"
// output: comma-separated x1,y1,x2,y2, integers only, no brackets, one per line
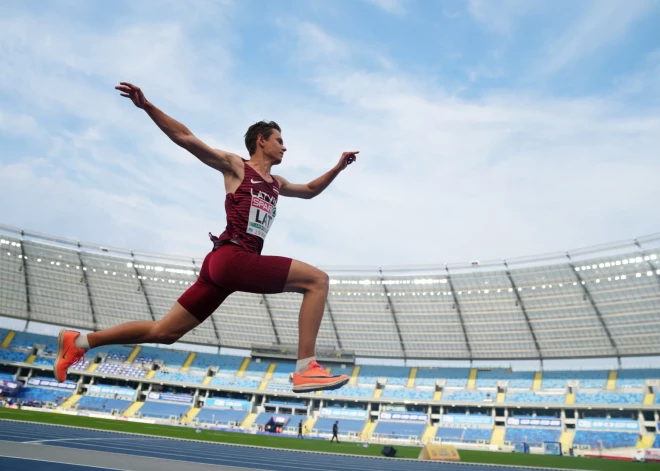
291,361,349,393
53,329,86,383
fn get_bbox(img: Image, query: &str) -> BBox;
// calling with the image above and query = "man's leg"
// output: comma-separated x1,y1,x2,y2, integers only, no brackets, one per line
281,260,329,360
87,302,199,348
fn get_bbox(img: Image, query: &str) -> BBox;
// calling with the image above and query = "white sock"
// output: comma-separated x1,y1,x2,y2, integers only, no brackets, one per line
74,333,90,351
295,357,315,374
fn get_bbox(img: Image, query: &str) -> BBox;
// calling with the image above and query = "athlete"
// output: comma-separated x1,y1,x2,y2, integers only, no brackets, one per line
54,82,357,393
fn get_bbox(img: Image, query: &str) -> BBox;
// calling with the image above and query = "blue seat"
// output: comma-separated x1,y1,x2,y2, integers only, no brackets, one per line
0,349,29,362
443,390,488,402
573,430,637,449
505,427,561,447
542,370,608,389
270,362,296,380
244,361,270,378
195,408,247,425
16,387,72,405
463,428,492,443
616,369,660,389
139,401,191,419
133,347,189,368
415,368,470,387
358,366,409,386
381,387,434,400
506,392,565,403
314,418,365,434
11,332,58,352
476,369,534,389
209,376,260,389
77,396,131,413
575,392,643,404
153,371,206,384
322,386,374,398
374,421,426,439
436,427,464,440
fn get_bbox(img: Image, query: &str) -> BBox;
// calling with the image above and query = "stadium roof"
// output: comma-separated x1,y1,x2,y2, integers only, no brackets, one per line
1,223,659,360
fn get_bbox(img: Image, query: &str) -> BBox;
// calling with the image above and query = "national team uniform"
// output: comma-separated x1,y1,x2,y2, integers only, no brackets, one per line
178,162,293,322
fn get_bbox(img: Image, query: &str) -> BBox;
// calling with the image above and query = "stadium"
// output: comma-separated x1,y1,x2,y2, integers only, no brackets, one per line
1,222,660,470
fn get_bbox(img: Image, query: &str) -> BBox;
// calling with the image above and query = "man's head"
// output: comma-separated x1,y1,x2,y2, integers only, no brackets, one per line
244,120,286,163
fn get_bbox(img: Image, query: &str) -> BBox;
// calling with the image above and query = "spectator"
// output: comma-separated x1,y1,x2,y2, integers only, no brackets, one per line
331,421,339,443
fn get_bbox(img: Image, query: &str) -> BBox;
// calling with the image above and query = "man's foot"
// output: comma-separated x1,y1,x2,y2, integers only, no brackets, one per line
54,330,86,383
291,361,349,393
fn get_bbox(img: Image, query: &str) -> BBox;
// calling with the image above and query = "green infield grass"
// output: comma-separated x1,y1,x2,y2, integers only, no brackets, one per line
0,408,657,471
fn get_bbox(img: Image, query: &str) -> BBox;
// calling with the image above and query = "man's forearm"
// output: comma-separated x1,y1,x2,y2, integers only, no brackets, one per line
143,102,192,146
307,165,342,197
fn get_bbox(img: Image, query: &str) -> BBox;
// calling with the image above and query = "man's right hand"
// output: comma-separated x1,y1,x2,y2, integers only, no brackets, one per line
115,82,150,109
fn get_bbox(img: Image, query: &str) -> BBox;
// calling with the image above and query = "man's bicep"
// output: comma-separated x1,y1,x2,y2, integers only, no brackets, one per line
275,176,314,199
180,135,241,175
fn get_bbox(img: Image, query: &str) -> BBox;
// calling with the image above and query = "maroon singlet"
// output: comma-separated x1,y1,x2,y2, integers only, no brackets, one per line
214,161,280,255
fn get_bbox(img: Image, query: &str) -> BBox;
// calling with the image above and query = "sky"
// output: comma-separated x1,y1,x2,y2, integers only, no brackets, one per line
1,0,659,268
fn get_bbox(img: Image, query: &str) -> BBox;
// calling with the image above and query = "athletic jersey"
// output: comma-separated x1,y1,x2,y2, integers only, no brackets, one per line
214,161,280,254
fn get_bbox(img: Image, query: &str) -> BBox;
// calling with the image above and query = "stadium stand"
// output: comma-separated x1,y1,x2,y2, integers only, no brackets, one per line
436,427,464,441
575,392,644,404
374,421,426,439
415,368,469,387
504,427,561,447
463,428,492,443
244,361,270,378
133,346,189,368
153,371,206,384
476,369,534,389
76,396,131,413
139,401,191,420
542,370,608,389
381,387,434,400
95,362,147,378
0,349,29,362
653,434,660,449
322,386,374,398
314,418,364,434
358,366,409,385
210,376,260,389
270,362,296,380
505,392,565,403
93,345,134,363
616,369,660,388
11,331,58,353
195,408,247,425
16,387,72,405
573,430,638,449
443,390,489,402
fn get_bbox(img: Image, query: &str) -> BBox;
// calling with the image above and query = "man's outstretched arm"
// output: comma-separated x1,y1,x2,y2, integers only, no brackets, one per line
276,151,358,199
115,82,241,176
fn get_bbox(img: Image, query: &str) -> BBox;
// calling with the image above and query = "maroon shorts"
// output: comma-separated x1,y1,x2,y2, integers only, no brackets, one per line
178,243,292,322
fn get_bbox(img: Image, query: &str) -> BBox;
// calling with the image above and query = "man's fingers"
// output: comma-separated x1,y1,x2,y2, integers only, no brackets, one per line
115,86,131,93
119,82,138,89
120,93,130,98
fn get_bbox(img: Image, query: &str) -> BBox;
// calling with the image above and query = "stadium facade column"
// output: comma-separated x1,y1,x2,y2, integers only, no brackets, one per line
444,266,472,360
565,253,620,363
18,230,32,328
129,251,157,322
323,298,343,350
191,257,221,344
378,267,406,358
260,294,281,345
503,261,543,361
76,242,98,331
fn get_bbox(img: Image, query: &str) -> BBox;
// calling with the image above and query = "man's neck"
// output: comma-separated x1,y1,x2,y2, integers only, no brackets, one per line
247,155,274,178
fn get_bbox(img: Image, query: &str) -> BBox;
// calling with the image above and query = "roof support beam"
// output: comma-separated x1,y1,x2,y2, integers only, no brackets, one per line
566,254,619,359
18,231,32,328
76,242,98,331
130,251,157,322
379,268,407,358
503,262,543,360
191,257,222,345
261,295,281,345
324,299,343,350
444,268,472,360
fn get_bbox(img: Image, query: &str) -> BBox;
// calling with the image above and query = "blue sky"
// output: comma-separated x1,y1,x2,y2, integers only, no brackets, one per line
1,0,659,267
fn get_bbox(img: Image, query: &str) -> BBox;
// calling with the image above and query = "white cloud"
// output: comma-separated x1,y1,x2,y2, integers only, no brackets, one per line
1,4,659,270
467,0,536,35
537,0,655,76
363,0,408,16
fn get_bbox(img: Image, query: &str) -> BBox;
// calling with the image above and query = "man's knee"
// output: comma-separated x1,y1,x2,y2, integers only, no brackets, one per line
150,322,182,345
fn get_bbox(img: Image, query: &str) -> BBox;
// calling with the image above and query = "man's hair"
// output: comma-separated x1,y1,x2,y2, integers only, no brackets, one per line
244,121,281,156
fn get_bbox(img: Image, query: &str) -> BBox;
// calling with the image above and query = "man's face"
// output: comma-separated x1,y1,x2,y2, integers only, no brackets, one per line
260,129,286,163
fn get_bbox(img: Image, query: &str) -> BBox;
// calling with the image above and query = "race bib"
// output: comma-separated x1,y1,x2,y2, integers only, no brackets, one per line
247,195,276,240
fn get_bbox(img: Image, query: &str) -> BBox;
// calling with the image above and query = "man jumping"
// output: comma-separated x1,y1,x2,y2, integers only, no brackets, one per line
54,82,357,393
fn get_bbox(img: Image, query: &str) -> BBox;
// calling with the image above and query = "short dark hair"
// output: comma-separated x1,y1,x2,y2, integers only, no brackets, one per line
244,121,281,156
